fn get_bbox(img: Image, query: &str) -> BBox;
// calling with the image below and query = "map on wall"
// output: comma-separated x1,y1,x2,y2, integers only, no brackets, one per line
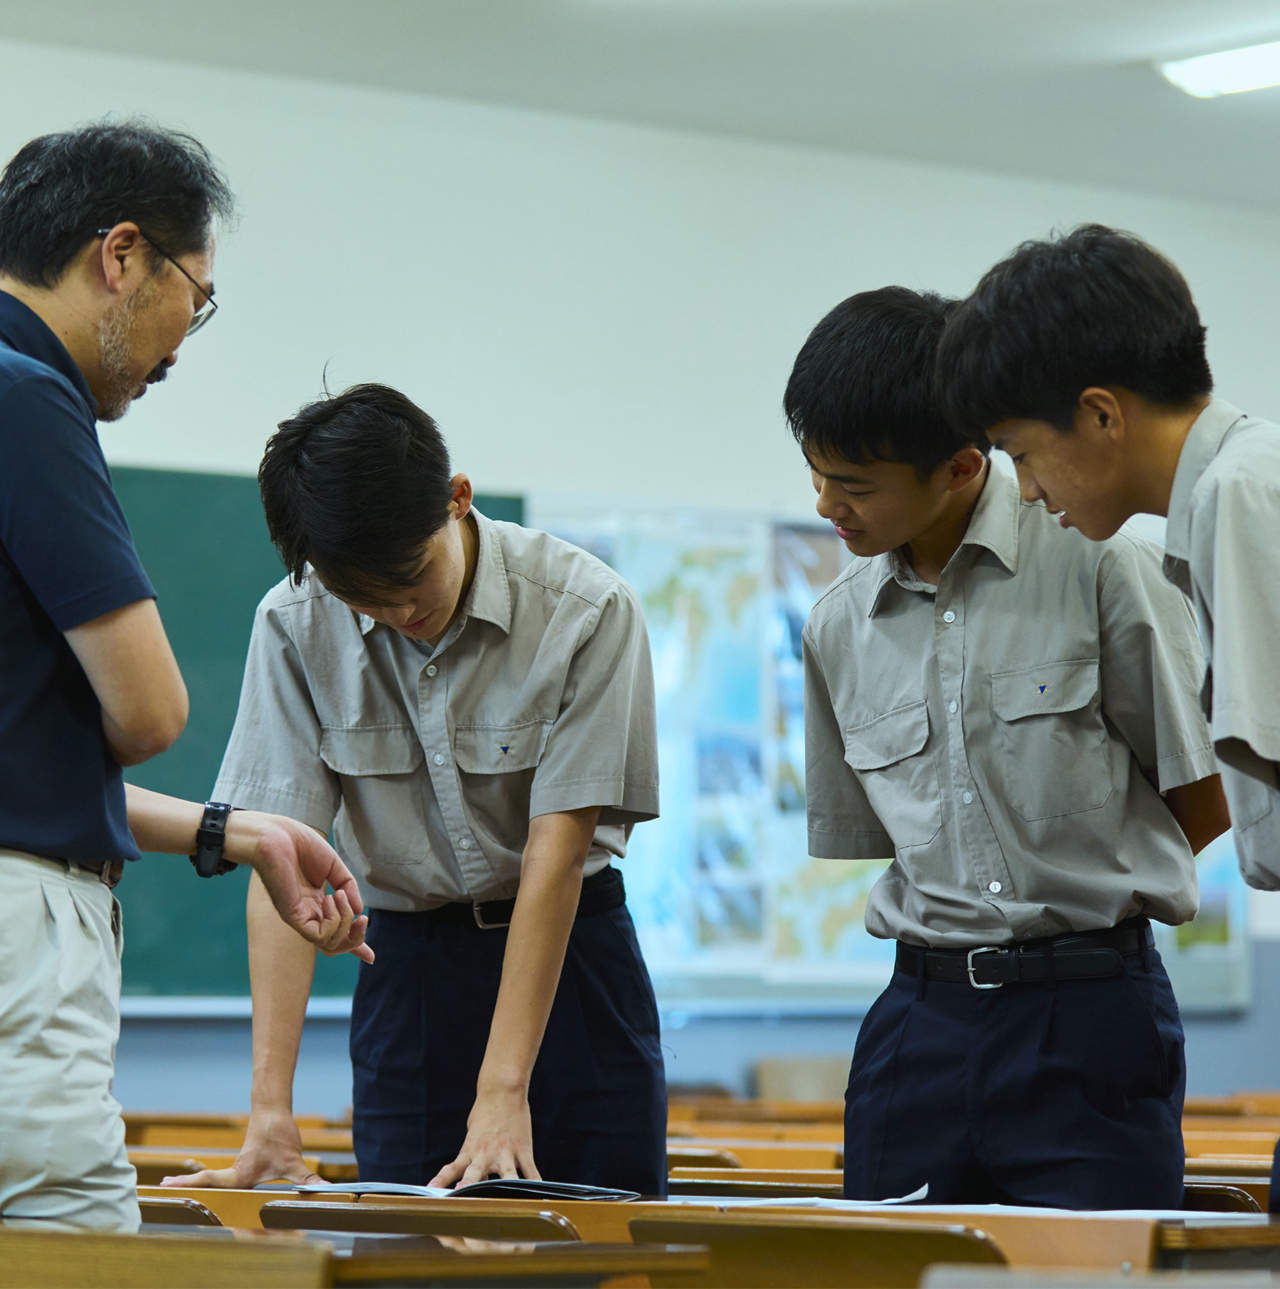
530,498,1251,1015
530,498,895,1009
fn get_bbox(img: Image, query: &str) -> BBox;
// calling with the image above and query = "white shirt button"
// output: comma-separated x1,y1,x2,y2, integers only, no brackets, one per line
949,700,958,714
433,752,446,766
988,880,1003,894
942,610,956,623
459,838,472,850
962,790,973,804
426,664,438,677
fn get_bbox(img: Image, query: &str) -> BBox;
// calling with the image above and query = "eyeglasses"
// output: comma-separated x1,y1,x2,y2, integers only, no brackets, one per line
96,227,217,335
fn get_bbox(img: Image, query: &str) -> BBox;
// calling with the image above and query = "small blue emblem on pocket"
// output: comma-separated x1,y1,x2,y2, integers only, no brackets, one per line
501,745,510,754
1038,685,1047,694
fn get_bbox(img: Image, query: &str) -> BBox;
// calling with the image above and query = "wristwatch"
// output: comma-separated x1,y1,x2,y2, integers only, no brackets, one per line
190,801,239,877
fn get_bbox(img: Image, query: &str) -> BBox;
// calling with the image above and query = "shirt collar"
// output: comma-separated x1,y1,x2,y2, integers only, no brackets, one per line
866,460,1019,616
0,290,98,418
355,507,513,639
1164,397,1246,567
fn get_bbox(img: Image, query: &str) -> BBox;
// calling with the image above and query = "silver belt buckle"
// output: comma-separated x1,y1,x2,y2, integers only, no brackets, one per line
966,946,1004,990
473,903,511,930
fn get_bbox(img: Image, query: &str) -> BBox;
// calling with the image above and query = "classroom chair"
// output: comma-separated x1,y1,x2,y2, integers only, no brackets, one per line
0,1227,329,1289
629,1209,1006,1289
137,1196,223,1226
668,1146,743,1169
260,1198,582,1241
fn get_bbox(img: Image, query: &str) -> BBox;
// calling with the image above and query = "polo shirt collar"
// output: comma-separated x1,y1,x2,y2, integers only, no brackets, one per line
357,507,513,638
0,290,98,418
866,460,1018,616
1165,397,1246,566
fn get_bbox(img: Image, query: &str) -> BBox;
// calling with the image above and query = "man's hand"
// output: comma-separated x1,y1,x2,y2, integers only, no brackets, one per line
225,812,374,963
161,1107,322,1190
428,1086,540,1188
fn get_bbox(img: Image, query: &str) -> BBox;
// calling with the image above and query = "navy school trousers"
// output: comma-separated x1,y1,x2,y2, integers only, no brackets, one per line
350,897,667,1195
844,936,1186,1208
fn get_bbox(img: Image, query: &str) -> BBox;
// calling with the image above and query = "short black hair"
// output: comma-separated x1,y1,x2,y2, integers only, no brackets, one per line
936,224,1213,438
0,118,234,287
259,384,456,603
784,286,982,477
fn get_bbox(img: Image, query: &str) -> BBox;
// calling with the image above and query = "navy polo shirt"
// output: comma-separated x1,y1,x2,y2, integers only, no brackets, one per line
0,290,155,864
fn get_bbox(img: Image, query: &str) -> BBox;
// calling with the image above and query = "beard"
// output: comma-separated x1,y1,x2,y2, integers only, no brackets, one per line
95,281,166,422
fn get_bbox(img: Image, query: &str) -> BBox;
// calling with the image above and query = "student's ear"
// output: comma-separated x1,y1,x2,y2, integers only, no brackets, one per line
1076,388,1127,444
943,446,987,492
449,473,474,522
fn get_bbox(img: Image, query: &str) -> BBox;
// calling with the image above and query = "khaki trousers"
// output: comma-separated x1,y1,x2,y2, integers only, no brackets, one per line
0,850,139,1229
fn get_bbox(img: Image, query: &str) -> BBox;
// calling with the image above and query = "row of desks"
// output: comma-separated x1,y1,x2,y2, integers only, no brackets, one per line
141,1184,1280,1275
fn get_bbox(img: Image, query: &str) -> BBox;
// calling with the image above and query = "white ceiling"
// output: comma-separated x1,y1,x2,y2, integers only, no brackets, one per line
2,0,1280,210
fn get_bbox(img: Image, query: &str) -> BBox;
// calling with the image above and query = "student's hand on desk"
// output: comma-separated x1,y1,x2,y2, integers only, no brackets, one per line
428,1087,540,1187
227,812,375,963
160,1107,322,1190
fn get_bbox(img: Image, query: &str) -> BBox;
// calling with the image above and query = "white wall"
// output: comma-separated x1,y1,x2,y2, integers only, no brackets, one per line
1,37,1279,522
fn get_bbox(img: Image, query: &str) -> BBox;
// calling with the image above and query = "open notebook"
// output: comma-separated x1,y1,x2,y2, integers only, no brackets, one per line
294,1179,642,1202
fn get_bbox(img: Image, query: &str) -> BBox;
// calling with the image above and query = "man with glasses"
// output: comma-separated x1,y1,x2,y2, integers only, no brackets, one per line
0,120,370,1229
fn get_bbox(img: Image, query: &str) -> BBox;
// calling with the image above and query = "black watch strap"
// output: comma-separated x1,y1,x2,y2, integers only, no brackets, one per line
190,801,238,877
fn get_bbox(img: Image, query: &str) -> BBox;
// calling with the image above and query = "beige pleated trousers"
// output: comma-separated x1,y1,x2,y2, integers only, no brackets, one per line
0,849,139,1229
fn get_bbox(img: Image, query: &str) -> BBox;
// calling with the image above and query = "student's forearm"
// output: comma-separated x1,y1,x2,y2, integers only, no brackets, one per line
476,819,592,1097
1163,774,1232,856
247,871,317,1109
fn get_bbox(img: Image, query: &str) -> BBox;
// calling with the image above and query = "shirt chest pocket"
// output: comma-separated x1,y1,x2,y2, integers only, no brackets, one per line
453,721,552,852
318,726,428,867
842,701,942,850
990,658,1111,822
453,720,551,774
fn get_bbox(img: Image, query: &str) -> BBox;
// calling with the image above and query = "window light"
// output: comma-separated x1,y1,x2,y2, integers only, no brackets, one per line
1159,39,1280,98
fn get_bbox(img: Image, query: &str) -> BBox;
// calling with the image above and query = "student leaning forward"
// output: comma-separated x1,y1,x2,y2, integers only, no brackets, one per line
934,223,1280,1212
787,286,1231,1207
167,384,666,1194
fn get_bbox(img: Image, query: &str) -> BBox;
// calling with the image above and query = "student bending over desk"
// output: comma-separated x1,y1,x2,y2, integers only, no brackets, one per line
168,384,666,1195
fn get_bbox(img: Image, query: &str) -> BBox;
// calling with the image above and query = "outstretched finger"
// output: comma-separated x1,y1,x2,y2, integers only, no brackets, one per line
161,1165,240,1189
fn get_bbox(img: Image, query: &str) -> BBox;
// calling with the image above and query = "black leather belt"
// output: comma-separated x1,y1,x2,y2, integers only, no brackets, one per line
430,865,626,930
896,917,1152,989
73,858,124,890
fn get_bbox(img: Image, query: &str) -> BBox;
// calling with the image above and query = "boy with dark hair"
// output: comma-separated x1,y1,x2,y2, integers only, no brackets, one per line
791,286,1229,1207
168,383,666,1195
936,223,1280,893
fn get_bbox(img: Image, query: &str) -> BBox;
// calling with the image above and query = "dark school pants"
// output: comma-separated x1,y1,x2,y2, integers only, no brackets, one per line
350,900,668,1195
844,940,1186,1208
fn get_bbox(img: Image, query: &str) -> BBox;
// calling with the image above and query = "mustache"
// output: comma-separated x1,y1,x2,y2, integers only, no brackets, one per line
145,362,169,386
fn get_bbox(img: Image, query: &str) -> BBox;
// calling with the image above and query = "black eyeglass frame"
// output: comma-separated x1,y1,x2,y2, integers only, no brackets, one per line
95,226,217,335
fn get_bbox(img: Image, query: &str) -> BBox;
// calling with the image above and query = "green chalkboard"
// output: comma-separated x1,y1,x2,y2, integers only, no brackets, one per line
112,466,523,997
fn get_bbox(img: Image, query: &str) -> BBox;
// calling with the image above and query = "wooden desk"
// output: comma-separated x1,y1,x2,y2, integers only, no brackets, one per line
630,1209,1004,1288
1156,1214,1280,1270
665,1139,842,1169
0,1224,707,1288
137,1124,354,1152
131,1147,357,1184
1183,1130,1279,1157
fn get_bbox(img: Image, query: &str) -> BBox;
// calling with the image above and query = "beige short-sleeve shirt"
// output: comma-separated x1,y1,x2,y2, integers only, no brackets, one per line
214,511,659,912
1164,397,1280,891
803,465,1215,948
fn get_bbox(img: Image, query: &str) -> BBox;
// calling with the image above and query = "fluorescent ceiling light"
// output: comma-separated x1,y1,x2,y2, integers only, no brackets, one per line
1159,39,1280,98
